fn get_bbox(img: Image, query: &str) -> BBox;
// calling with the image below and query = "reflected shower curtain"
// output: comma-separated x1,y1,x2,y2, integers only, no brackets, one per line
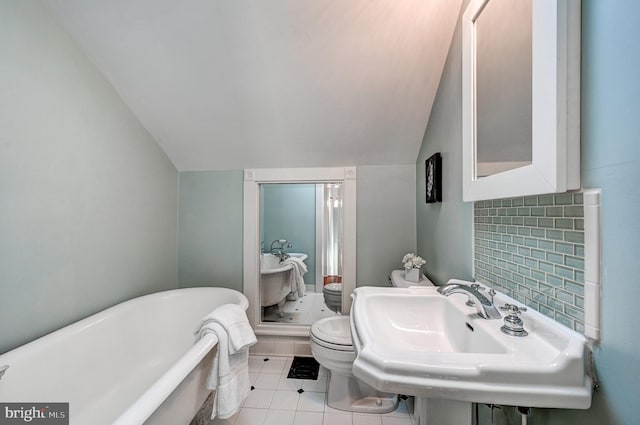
322,184,343,285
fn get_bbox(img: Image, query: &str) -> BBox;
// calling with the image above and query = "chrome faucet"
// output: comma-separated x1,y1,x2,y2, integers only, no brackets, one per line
269,239,292,261
437,283,502,319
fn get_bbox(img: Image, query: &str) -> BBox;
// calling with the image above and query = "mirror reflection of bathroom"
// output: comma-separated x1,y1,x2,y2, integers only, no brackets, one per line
259,183,343,325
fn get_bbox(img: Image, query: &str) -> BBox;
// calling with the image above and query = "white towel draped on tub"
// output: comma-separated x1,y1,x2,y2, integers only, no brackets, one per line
199,304,257,353
195,304,257,419
283,256,308,298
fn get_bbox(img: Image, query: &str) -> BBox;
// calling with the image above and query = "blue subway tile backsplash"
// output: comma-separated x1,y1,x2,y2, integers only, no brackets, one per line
474,192,585,332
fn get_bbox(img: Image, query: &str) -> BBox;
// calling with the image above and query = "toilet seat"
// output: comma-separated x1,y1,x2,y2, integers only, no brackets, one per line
310,316,353,351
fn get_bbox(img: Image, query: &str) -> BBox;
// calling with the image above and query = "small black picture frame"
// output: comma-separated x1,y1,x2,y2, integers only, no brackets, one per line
425,152,442,203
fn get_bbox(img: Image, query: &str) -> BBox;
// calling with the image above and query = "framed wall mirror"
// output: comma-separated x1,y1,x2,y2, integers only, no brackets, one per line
462,0,581,201
243,167,356,337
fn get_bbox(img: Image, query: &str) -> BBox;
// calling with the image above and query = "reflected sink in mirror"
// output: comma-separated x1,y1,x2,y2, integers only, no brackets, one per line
350,284,592,409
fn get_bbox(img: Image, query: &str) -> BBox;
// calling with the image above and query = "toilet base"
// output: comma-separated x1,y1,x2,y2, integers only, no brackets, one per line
326,370,399,414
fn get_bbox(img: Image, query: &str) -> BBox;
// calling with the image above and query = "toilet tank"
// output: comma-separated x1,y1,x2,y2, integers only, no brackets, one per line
389,270,434,288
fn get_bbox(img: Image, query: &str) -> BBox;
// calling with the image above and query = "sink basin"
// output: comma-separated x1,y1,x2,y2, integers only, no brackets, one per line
363,292,506,355
350,283,592,408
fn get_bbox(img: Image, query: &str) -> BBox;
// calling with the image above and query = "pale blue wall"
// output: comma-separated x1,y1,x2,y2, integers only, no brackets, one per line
538,1,640,423
416,1,473,286
417,0,640,423
0,1,178,354
178,171,243,291
177,166,416,292
357,165,417,286
261,184,316,283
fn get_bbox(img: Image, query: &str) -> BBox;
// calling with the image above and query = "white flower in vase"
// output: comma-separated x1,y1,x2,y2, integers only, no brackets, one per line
402,253,426,283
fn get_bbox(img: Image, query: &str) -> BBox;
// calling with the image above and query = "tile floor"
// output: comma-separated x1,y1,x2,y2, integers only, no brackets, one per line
212,355,415,425
262,292,337,325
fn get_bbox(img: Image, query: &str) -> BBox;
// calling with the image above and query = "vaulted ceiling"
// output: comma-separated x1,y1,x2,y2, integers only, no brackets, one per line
46,0,462,171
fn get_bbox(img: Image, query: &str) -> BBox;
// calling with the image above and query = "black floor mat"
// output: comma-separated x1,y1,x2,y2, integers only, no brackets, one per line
287,356,320,380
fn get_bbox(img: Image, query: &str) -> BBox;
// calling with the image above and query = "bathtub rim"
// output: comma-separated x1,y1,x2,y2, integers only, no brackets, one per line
0,287,247,358
111,333,218,425
0,286,249,425
260,253,308,275
111,287,249,425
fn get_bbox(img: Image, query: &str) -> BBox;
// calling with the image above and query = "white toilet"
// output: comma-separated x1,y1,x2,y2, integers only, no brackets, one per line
322,282,342,313
310,315,398,413
310,270,434,413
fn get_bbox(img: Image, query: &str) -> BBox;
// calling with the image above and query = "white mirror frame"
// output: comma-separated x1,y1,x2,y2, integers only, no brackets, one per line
462,0,581,202
243,167,357,336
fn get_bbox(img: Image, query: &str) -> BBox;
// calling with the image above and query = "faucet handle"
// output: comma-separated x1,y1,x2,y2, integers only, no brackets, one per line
465,283,481,306
499,304,528,337
488,288,496,303
499,303,527,315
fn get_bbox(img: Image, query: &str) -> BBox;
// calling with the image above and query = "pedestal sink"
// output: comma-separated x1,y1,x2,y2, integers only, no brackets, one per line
350,282,592,409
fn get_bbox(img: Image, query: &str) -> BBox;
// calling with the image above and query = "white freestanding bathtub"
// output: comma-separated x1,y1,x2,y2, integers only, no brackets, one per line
0,287,248,425
260,253,294,309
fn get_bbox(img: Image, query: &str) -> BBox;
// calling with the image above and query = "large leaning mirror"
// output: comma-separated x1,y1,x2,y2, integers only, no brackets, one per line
243,167,356,336
259,182,343,325
462,0,581,201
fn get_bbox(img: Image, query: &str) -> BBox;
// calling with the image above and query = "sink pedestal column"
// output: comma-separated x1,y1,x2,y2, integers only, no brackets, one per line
414,397,472,425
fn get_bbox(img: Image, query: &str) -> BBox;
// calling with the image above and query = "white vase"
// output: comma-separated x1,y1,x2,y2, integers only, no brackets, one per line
405,268,420,283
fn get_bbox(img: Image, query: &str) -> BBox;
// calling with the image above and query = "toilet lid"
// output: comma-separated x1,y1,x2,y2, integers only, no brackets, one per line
310,316,352,347
323,283,342,294
389,270,434,288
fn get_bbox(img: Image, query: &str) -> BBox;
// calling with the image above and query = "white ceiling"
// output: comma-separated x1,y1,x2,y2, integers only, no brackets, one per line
46,0,462,171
